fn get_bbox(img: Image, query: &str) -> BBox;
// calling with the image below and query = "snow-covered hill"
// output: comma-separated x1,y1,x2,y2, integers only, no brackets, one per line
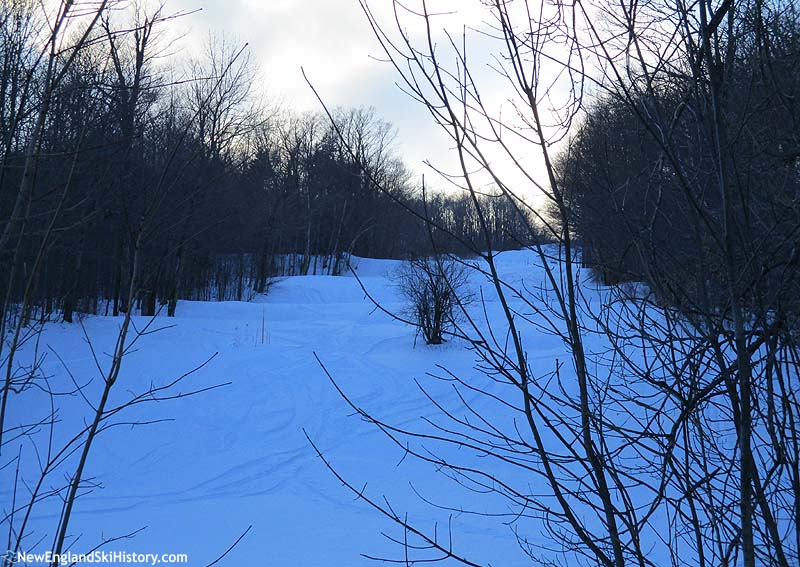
3,250,588,566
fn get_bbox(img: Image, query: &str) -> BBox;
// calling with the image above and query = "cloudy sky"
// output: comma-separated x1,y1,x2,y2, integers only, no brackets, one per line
169,0,461,182
164,0,561,206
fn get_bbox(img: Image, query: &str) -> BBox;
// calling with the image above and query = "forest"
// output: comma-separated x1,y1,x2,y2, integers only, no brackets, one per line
0,2,536,327
2,1,799,567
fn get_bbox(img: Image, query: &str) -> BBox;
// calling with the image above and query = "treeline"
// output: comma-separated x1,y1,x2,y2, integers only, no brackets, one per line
0,3,537,326
558,4,800,317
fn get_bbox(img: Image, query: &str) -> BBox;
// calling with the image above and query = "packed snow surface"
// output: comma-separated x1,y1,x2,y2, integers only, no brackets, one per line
4,250,581,566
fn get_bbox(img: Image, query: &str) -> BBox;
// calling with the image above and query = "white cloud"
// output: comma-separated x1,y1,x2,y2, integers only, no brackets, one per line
166,0,555,202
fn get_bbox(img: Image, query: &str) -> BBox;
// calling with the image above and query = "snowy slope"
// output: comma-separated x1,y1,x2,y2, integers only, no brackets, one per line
3,250,588,566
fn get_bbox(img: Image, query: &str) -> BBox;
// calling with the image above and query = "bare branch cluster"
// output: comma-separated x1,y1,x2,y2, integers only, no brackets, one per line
308,2,800,567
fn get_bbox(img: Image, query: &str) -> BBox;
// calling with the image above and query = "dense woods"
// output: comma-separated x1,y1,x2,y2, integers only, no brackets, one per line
557,4,800,318
0,2,538,328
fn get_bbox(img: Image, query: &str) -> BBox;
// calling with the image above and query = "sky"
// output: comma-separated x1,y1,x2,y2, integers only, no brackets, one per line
169,0,459,184
164,0,564,206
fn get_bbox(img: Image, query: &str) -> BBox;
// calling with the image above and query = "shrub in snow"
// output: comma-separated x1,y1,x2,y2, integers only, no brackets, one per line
397,256,470,345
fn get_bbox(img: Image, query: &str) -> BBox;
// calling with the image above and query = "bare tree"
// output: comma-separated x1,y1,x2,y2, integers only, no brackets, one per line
307,2,800,567
397,255,471,345
1,4,253,565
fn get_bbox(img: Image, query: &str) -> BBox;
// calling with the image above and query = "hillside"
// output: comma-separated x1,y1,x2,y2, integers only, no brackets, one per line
5,251,567,566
